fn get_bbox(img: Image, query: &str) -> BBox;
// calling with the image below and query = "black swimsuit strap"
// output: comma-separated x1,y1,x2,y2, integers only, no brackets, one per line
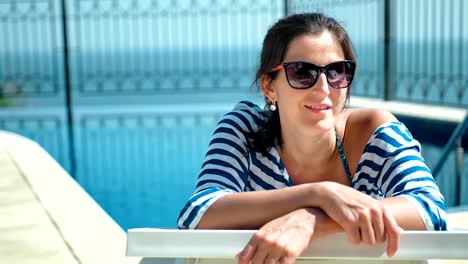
335,130,353,183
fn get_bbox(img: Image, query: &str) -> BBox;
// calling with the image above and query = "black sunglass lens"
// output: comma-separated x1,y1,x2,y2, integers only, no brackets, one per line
286,63,318,89
327,61,355,88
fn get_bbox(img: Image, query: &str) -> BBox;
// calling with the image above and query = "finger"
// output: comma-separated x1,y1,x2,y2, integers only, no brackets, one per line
260,237,284,264
276,226,312,262
345,228,361,244
372,206,386,243
279,255,296,264
251,241,270,264
262,241,285,264
250,231,282,264
359,210,376,245
342,219,361,244
237,243,256,264
264,254,279,264
383,210,401,257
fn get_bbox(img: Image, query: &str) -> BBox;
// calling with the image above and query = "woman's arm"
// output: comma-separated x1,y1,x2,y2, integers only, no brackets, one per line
381,197,426,230
373,122,447,230
345,109,447,231
196,183,320,229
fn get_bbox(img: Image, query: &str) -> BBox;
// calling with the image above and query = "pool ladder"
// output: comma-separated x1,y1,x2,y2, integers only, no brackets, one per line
432,112,468,206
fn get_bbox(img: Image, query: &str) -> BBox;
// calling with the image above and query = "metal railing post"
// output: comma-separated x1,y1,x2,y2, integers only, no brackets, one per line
455,136,464,206
432,113,468,179
383,0,391,101
61,0,76,178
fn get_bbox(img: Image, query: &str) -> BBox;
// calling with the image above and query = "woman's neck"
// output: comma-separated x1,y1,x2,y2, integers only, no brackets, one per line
278,128,338,176
277,129,346,185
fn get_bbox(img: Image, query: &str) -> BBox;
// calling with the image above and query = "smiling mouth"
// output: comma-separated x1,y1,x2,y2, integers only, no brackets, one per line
305,105,331,110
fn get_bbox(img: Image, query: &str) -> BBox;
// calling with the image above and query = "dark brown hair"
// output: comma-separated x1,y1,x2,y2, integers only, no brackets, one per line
249,13,356,154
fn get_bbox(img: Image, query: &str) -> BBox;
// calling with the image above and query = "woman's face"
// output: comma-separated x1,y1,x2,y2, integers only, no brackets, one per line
264,31,348,138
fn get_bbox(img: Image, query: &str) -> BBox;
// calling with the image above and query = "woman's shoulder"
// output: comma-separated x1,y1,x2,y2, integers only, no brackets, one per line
341,108,416,173
231,100,264,114
345,108,398,136
344,108,418,155
219,101,267,133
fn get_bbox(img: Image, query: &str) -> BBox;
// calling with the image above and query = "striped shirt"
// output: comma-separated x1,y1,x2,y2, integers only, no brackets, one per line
177,101,447,230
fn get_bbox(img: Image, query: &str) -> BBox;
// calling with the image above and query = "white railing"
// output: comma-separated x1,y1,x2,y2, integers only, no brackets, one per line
126,229,468,264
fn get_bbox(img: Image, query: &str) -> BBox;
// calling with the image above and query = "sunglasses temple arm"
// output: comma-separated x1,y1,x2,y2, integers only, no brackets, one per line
271,64,283,72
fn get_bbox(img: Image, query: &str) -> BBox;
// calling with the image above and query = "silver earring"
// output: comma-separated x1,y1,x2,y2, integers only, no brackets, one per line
269,102,277,111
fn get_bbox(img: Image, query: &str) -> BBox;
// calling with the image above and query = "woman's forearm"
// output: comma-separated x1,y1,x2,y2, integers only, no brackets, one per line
381,196,426,230
313,196,425,232
196,182,426,231
196,183,322,229
306,181,427,231
305,196,426,234
303,208,343,238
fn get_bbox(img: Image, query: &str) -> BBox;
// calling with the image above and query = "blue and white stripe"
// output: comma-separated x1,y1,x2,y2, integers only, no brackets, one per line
177,101,447,230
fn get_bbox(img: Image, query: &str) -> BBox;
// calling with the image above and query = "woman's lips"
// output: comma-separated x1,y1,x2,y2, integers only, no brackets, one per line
304,104,331,112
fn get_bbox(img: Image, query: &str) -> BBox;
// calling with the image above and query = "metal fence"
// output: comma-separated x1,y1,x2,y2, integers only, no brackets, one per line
0,0,65,99
1,0,467,105
66,0,282,98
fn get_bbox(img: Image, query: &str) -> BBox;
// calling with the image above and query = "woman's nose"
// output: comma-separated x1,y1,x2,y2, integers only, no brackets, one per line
311,72,331,95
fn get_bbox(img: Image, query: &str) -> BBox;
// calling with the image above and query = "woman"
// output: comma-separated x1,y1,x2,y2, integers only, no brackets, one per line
177,13,447,264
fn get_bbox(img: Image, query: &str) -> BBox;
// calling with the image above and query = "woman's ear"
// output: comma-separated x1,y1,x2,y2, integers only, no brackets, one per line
260,74,277,103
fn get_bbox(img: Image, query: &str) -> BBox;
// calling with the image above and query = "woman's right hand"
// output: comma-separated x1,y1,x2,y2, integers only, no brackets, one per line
237,207,329,264
316,181,402,256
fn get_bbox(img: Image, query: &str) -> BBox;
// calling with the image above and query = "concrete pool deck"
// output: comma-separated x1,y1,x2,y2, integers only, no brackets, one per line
0,130,467,263
0,131,141,264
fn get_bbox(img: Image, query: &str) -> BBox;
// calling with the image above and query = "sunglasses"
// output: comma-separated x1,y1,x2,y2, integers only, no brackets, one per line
269,60,356,89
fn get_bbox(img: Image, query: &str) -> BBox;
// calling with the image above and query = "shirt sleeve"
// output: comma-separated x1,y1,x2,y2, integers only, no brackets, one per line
177,101,263,229
358,122,447,231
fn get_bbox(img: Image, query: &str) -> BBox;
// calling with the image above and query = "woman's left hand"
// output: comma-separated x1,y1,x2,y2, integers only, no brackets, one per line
237,208,325,264
316,181,402,256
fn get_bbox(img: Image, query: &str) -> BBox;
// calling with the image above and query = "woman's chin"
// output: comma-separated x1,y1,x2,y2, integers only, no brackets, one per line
303,118,335,134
